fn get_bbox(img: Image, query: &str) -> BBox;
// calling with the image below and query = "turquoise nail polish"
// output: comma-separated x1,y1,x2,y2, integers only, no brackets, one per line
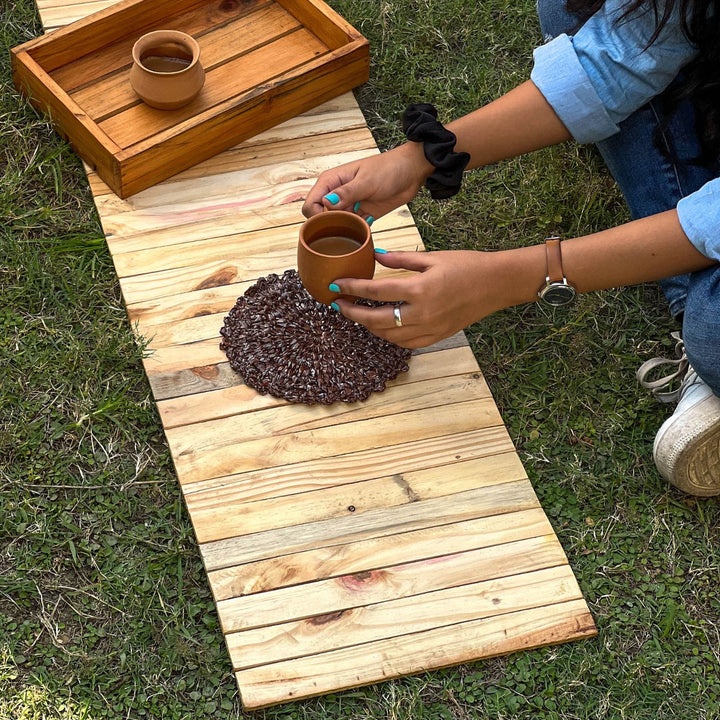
328,283,340,293
375,247,388,254
331,302,340,311
324,192,340,205
366,216,374,226
353,201,361,213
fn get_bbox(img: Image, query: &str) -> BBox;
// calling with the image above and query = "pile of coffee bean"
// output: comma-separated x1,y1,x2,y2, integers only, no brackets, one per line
219,269,412,405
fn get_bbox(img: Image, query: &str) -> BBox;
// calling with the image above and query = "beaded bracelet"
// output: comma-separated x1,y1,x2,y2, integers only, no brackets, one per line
401,103,470,199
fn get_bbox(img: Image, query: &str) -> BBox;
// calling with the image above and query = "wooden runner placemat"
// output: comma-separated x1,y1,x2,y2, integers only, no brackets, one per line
32,0,597,708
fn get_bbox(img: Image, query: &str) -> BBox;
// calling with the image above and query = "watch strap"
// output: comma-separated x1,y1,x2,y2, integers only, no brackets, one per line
545,236,564,283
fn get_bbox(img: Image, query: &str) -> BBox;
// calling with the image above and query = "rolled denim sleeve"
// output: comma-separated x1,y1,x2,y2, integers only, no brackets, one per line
530,0,697,144
677,179,720,261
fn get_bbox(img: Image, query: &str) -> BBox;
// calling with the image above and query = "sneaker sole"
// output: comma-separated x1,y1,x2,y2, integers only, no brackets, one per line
667,419,720,497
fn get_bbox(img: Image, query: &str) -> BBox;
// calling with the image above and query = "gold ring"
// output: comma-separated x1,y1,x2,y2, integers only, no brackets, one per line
393,305,403,327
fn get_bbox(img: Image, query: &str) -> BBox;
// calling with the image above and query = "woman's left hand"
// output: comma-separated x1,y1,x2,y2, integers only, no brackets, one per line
331,250,505,348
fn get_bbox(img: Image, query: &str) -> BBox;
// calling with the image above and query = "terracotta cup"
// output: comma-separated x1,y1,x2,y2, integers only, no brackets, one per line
130,30,205,110
297,211,375,305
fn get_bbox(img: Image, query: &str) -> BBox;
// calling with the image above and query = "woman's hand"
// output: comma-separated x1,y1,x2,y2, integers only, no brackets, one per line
330,250,508,348
302,143,434,220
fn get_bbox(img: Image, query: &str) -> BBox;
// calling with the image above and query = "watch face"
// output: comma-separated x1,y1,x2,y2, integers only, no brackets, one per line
540,282,576,306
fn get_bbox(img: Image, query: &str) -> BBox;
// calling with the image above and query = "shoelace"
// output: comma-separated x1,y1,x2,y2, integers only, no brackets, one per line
636,331,690,404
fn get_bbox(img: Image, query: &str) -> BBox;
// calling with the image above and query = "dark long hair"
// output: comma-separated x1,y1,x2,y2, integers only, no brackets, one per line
566,0,720,163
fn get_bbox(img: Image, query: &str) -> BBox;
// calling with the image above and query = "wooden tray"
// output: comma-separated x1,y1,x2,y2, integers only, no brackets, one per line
11,0,369,197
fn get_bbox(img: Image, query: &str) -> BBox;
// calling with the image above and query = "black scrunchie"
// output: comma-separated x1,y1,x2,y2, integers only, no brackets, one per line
402,103,470,199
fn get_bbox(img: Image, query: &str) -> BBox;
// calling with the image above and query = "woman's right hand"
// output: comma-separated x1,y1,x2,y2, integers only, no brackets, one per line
302,142,434,220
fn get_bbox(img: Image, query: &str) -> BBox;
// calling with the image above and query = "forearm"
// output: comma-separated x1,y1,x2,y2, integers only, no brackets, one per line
490,210,716,310
395,80,571,177
447,81,571,169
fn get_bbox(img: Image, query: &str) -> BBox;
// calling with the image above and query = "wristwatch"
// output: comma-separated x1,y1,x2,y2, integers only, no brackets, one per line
537,236,576,306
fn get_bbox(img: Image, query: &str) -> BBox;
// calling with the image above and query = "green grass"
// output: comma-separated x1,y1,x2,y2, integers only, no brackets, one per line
1,0,718,718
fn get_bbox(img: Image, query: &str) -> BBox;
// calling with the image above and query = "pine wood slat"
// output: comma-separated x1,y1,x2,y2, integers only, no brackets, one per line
119,224,418,317
187,451,526,543
38,0,120,30
141,331,468,401
128,261,416,337
199,480,539,571
183,422,514,503
29,0,596,706
169,398,505,483
157,345,480,428
142,330,464,380
34,0,210,59
216,534,567,633
101,173,404,257
36,0,113,7
130,269,416,347
111,204,411,287
235,600,596,709
95,145,379,232
207,507,553,599
166,374,492,458
226,566,583,670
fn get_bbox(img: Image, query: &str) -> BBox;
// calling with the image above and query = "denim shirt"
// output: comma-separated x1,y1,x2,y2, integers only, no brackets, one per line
530,0,720,261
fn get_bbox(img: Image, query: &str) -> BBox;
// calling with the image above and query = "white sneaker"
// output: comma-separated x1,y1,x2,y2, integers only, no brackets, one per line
637,334,720,496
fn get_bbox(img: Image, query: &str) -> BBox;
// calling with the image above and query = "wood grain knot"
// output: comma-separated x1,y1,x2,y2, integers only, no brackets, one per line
194,267,237,290
339,570,384,592
191,364,220,380
307,610,346,626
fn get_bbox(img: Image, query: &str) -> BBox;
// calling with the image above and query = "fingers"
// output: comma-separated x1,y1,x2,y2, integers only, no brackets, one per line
302,160,381,219
302,166,358,217
302,182,376,224
333,300,437,349
335,274,410,304
331,251,431,303
319,189,377,227
336,300,407,340
302,152,405,220
373,249,431,272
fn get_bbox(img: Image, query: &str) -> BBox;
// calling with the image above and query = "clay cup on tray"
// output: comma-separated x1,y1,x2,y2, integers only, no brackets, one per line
130,30,205,110
297,211,375,305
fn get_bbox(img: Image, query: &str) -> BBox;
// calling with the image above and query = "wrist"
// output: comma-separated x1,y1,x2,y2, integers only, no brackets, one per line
491,245,548,309
401,103,470,199
393,141,435,187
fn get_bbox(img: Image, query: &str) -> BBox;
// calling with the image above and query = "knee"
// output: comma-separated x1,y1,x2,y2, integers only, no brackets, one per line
537,0,578,40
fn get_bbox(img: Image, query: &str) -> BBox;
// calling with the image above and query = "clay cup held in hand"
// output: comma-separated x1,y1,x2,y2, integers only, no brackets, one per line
297,211,375,305
130,30,205,110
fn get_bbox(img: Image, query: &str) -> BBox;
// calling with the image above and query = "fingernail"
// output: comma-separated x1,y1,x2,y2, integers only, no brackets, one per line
375,247,387,254
328,283,340,293
324,193,340,205
330,302,340,311
353,201,361,213
366,216,374,226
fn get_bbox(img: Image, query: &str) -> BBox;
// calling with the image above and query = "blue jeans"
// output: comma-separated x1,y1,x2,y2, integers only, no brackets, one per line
537,0,720,395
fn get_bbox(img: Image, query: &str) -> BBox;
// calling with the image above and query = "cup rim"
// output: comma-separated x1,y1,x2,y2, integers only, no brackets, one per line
299,210,372,258
132,30,201,75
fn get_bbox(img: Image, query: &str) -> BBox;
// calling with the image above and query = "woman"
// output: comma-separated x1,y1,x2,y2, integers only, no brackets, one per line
302,0,720,496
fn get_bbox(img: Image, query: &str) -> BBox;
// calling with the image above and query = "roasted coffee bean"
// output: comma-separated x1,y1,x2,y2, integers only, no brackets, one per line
219,269,412,405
